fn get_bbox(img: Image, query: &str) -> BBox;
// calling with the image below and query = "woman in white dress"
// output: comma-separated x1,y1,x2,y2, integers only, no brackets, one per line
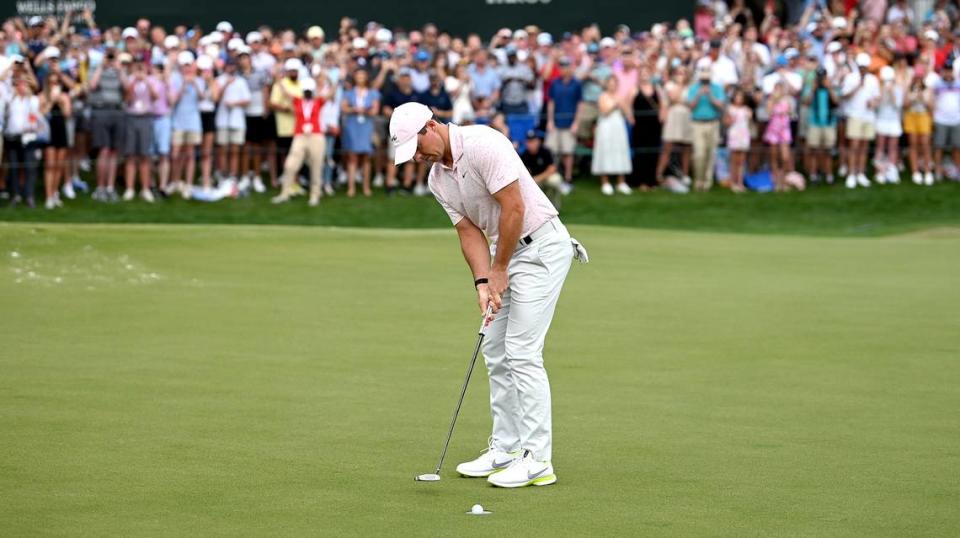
592,76,634,195
445,63,475,125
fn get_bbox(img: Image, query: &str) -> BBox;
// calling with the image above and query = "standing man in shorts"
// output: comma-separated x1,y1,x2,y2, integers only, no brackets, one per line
389,102,588,488
841,53,879,189
87,49,127,202
121,59,156,202
932,61,960,183
239,47,270,193
546,57,581,194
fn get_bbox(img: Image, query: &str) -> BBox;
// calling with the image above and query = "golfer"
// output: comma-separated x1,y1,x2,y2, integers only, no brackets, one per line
390,102,588,488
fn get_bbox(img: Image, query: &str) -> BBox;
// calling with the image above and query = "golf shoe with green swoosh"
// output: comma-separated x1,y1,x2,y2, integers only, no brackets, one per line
456,438,520,477
486,449,556,488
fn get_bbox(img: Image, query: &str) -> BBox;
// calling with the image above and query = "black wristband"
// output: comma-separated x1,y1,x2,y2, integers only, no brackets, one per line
474,278,489,288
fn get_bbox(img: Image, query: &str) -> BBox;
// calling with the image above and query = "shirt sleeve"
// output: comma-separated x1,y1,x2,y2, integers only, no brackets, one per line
469,130,522,195
428,176,464,226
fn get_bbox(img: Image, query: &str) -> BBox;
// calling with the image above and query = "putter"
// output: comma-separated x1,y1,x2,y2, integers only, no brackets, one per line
415,304,495,482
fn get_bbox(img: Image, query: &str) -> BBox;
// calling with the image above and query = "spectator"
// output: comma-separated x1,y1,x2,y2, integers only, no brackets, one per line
842,53,880,189
416,69,453,191
592,76,633,195
197,55,219,194
687,60,725,192
904,75,934,186
214,58,252,193
381,68,418,194
520,129,564,206
468,49,500,123
764,81,795,191
122,59,157,202
4,77,41,208
874,66,905,184
238,47,270,194
802,66,840,185
411,50,431,93
169,51,203,198
630,64,663,191
725,88,752,193
932,61,960,183
546,57,581,189
341,69,380,197
498,46,535,148
270,58,304,195
576,41,612,142
149,60,173,197
272,77,327,205
445,62,475,125
40,72,71,208
87,49,126,201
656,64,693,185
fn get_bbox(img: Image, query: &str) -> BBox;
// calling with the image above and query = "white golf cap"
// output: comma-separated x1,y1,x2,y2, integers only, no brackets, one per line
352,37,369,49
164,35,180,49
307,26,325,39
513,29,528,40
300,77,317,93
236,45,251,55
196,55,214,71
122,27,138,39
43,46,60,59
832,17,847,29
227,37,244,51
880,65,895,81
376,28,393,43
784,47,799,59
283,57,303,71
855,52,871,67
826,41,842,54
600,37,616,49
177,50,195,65
537,32,553,46
209,31,224,43
246,31,263,43
389,102,433,165
924,30,939,41
216,21,233,33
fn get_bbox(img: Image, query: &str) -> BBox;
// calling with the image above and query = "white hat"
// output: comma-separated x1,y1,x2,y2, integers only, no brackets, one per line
177,50,195,65
216,21,233,34
164,35,180,49
513,29,528,40
283,57,303,71
600,37,616,49
352,37,369,49
880,65,895,81
826,41,842,54
28,16,44,27
209,31,225,43
855,52,871,67
122,27,138,40
924,30,939,41
236,45,251,56
228,37,245,51
497,28,512,39
42,46,60,59
196,55,214,71
300,77,317,93
307,26,325,40
784,47,799,59
537,32,553,46
832,17,847,29
376,28,393,43
389,102,433,165
246,31,264,44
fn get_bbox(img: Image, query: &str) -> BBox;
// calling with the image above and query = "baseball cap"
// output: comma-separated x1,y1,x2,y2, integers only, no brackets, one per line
307,26,325,40
352,37,369,49
246,31,263,44
164,35,180,49
376,28,393,43
28,16,44,27
415,50,430,62
776,55,788,67
397,66,412,77
177,50,195,65
587,43,600,54
284,58,303,71
880,66,895,81
784,48,799,59
497,28,512,39
826,41,842,54
237,45,251,56
525,129,544,140
227,37,245,51
513,29,528,40
196,55,214,71
389,102,433,165
300,77,317,93
210,31,225,43
537,32,553,46
216,21,233,34
42,46,60,59
924,30,939,41
558,56,572,66
122,27,138,40
855,52,871,67
600,37,616,49
832,17,847,29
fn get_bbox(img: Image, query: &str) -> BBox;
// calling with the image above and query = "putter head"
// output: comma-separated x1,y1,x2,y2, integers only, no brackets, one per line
414,473,441,482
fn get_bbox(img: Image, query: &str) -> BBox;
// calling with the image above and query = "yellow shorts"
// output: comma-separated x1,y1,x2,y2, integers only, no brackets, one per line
903,111,932,136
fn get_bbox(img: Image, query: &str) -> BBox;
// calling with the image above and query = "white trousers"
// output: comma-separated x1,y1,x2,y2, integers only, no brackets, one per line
485,219,574,462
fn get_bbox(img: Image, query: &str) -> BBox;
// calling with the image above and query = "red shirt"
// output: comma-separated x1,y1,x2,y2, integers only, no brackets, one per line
292,96,325,136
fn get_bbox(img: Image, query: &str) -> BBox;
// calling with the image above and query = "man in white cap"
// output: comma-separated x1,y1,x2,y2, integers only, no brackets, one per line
841,52,879,188
389,102,588,488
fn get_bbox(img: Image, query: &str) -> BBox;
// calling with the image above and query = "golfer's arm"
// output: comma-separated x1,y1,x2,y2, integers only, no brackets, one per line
455,218,492,280
491,181,524,271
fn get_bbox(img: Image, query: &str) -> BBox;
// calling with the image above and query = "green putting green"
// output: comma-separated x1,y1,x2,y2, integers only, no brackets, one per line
1,222,957,536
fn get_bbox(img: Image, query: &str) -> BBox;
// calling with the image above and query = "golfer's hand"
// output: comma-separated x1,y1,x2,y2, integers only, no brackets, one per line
476,284,492,315
487,267,508,313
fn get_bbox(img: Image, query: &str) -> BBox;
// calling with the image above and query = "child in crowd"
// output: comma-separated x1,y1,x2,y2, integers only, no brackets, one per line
764,81,794,191
725,89,752,193
903,75,935,186
803,67,839,184
873,66,904,184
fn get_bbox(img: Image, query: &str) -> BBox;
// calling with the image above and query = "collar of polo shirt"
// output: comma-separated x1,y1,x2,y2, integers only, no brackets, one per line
389,102,434,165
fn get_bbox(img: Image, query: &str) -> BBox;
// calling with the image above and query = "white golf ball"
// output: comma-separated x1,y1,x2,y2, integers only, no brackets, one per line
471,504,484,514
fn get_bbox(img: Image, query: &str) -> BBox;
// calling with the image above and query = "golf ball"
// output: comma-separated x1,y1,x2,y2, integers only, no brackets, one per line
471,504,484,514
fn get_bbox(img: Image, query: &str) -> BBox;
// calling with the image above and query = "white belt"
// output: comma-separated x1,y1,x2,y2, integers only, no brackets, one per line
518,218,560,248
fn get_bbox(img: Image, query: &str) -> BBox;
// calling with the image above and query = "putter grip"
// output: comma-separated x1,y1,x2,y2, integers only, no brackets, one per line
478,305,494,336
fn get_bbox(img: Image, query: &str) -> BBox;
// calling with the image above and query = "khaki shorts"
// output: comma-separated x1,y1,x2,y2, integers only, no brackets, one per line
846,118,876,141
577,101,598,139
172,130,202,146
806,125,837,149
216,128,246,146
546,128,577,155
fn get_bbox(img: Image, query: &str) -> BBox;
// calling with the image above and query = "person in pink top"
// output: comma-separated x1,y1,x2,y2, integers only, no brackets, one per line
149,61,174,196
389,102,588,489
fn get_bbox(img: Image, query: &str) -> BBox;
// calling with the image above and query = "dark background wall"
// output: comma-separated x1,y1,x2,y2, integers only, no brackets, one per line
16,0,693,38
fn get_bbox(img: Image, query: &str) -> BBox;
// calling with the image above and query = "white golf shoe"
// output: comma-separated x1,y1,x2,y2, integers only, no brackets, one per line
601,183,614,196
486,449,556,488
456,439,519,478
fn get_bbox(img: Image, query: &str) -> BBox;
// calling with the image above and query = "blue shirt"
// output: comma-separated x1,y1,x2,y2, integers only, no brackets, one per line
548,77,582,129
687,82,725,121
806,86,836,127
468,65,501,99
170,72,204,133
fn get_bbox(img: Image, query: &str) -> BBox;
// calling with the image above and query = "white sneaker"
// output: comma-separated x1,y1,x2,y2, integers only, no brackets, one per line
123,189,136,201
680,175,692,186
912,171,923,185
486,449,556,488
181,184,193,200
373,173,385,188
857,174,871,187
845,175,857,189
886,166,900,184
44,197,56,210
413,184,429,196
601,183,615,196
558,182,573,196
323,184,335,196
237,175,252,194
924,172,934,186
62,181,76,200
838,164,848,177
252,176,266,193
141,189,155,203
615,182,633,195
456,440,519,478
53,193,63,207
874,172,886,185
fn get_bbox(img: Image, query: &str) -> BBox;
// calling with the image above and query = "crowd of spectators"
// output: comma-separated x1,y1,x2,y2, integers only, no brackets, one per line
1,1,959,209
